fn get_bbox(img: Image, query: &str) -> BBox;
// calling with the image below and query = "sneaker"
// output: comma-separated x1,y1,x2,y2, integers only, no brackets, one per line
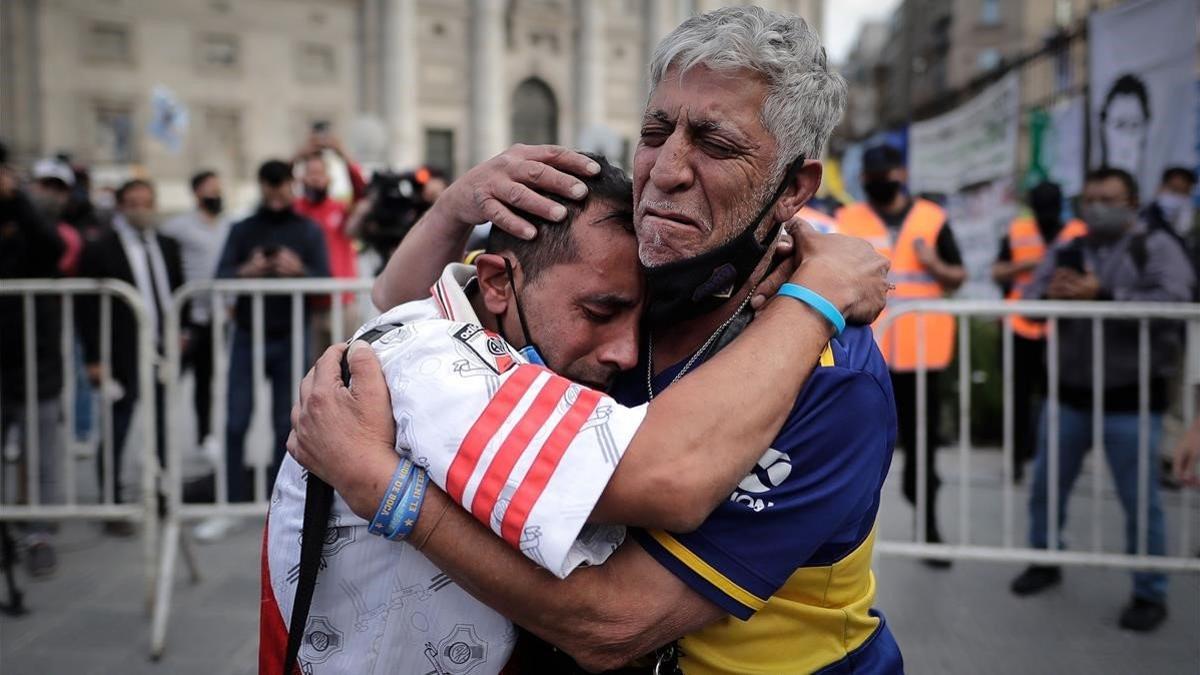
102,520,136,538
1010,565,1061,596
200,435,222,469
1119,597,1167,632
192,516,239,543
24,540,57,578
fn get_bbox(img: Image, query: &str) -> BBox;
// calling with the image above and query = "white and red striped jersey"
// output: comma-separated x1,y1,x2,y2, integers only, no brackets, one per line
263,263,647,674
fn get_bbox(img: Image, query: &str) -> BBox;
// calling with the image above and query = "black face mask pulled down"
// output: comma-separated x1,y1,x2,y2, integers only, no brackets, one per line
304,186,328,204
642,157,804,326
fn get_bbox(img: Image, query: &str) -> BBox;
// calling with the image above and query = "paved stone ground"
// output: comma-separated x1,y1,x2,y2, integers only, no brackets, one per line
2,443,1197,674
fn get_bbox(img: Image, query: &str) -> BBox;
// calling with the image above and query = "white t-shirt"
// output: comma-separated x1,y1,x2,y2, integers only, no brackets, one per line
263,263,647,674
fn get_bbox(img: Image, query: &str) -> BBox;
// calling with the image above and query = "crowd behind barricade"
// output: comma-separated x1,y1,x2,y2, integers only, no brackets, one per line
1,138,1199,636
0,128,449,573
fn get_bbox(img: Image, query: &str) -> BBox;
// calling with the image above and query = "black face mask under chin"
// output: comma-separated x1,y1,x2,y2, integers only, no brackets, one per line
501,258,547,366
642,157,804,326
863,179,902,205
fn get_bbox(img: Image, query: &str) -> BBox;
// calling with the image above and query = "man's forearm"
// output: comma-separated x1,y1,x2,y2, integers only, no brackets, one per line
594,296,833,530
411,485,715,672
930,260,966,291
372,200,472,310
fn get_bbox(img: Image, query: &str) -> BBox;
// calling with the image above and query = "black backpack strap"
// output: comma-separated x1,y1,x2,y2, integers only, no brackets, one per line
283,323,403,675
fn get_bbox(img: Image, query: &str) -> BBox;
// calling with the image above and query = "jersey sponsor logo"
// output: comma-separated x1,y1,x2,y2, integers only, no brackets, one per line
737,448,792,493
450,324,518,375
729,448,791,512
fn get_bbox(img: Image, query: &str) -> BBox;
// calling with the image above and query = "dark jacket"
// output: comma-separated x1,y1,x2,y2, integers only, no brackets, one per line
0,192,65,403
77,226,184,396
1026,222,1195,412
216,206,330,337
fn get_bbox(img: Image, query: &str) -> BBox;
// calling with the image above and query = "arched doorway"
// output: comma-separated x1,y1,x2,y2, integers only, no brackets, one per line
511,78,558,146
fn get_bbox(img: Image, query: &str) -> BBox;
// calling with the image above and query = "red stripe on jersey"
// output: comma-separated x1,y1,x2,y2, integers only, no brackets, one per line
446,366,541,503
500,388,603,546
469,375,570,525
259,516,297,675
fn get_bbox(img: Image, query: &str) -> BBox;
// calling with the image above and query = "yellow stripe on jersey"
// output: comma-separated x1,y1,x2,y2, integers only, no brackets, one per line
676,525,883,675
647,530,768,613
819,343,835,367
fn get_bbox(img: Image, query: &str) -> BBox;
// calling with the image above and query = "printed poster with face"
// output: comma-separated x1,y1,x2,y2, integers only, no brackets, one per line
1088,0,1198,199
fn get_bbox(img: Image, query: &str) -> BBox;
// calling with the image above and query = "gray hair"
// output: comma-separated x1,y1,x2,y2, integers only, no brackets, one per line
648,6,847,177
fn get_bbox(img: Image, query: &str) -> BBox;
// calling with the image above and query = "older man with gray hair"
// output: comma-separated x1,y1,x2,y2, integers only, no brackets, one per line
289,7,903,673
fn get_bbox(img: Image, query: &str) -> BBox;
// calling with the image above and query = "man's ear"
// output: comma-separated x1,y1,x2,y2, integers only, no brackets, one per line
774,159,823,223
474,253,514,316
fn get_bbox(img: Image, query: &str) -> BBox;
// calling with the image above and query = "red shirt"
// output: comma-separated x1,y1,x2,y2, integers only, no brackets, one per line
294,196,356,305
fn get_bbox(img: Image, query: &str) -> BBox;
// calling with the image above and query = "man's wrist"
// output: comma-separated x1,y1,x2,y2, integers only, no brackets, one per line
790,260,853,318
345,449,402,521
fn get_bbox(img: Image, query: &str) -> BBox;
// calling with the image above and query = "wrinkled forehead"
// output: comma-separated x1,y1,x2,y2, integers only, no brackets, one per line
645,65,770,137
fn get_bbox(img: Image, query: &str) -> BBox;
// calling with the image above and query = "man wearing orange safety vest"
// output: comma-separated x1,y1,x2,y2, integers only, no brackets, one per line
837,145,966,563
797,204,838,234
991,181,1087,483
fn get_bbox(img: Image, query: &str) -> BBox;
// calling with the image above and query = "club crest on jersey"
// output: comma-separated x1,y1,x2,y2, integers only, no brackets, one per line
450,324,518,374
729,448,791,512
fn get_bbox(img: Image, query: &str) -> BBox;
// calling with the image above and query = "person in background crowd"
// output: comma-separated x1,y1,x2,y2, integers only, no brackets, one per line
1173,413,1200,488
293,152,359,346
837,144,966,565
1010,167,1193,633
1143,167,1198,276
161,170,232,461
77,179,184,536
28,158,83,276
0,144,66,576
992,182,1087,482
200,160,329,541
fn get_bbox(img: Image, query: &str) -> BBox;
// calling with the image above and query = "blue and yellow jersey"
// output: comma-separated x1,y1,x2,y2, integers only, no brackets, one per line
611,325,903,674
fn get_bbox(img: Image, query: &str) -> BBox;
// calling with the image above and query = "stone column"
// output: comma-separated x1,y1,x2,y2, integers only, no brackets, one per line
384,0,420,167
470,0,508,163
574,0,606,141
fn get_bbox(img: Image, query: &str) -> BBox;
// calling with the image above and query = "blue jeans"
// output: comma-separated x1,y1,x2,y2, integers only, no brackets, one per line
1028,402,1168,602
225,330,302,502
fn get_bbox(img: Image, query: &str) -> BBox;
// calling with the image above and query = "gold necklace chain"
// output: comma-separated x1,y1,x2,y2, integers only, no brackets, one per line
645,291,754,401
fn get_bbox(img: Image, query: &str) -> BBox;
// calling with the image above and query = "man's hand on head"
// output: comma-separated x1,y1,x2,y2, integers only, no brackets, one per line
287,341,399,520
434,144,601,240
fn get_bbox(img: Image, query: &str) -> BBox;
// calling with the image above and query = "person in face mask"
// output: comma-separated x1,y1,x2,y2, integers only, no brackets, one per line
837,144,967,564
991,182,1088,483
161,170,232,463
76,179,184,535
29,158,84,276
1011,166,1195,633
1143,167,1197,243
293,153,361,351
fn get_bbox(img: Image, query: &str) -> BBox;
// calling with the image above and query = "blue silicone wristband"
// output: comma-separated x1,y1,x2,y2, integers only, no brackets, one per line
387,467,429,541
369,459,414,538
778,283,846,336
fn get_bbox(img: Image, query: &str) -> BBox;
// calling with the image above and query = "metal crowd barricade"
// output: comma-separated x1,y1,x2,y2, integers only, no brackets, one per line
0,279,160,602
150,277,375,658
874,299,1200,573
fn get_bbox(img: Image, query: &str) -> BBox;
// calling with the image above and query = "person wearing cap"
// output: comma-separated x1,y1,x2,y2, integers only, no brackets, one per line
837,143,966,564
29,158,84,276
992,182,1087,483
0,150,67,576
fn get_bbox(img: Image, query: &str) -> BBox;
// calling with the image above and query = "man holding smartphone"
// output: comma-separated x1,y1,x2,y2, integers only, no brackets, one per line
1011,167,1194,633
199,160,330,541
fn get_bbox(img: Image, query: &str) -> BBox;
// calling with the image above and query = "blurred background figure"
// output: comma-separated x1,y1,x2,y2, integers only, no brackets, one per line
0,143,66,577
161,170,232,466
992,182,1087,483
292,127,365,348
77,179,183,536
347,166,447,277
1010,167,1193,632
838,144,966,564
203,160,328,541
